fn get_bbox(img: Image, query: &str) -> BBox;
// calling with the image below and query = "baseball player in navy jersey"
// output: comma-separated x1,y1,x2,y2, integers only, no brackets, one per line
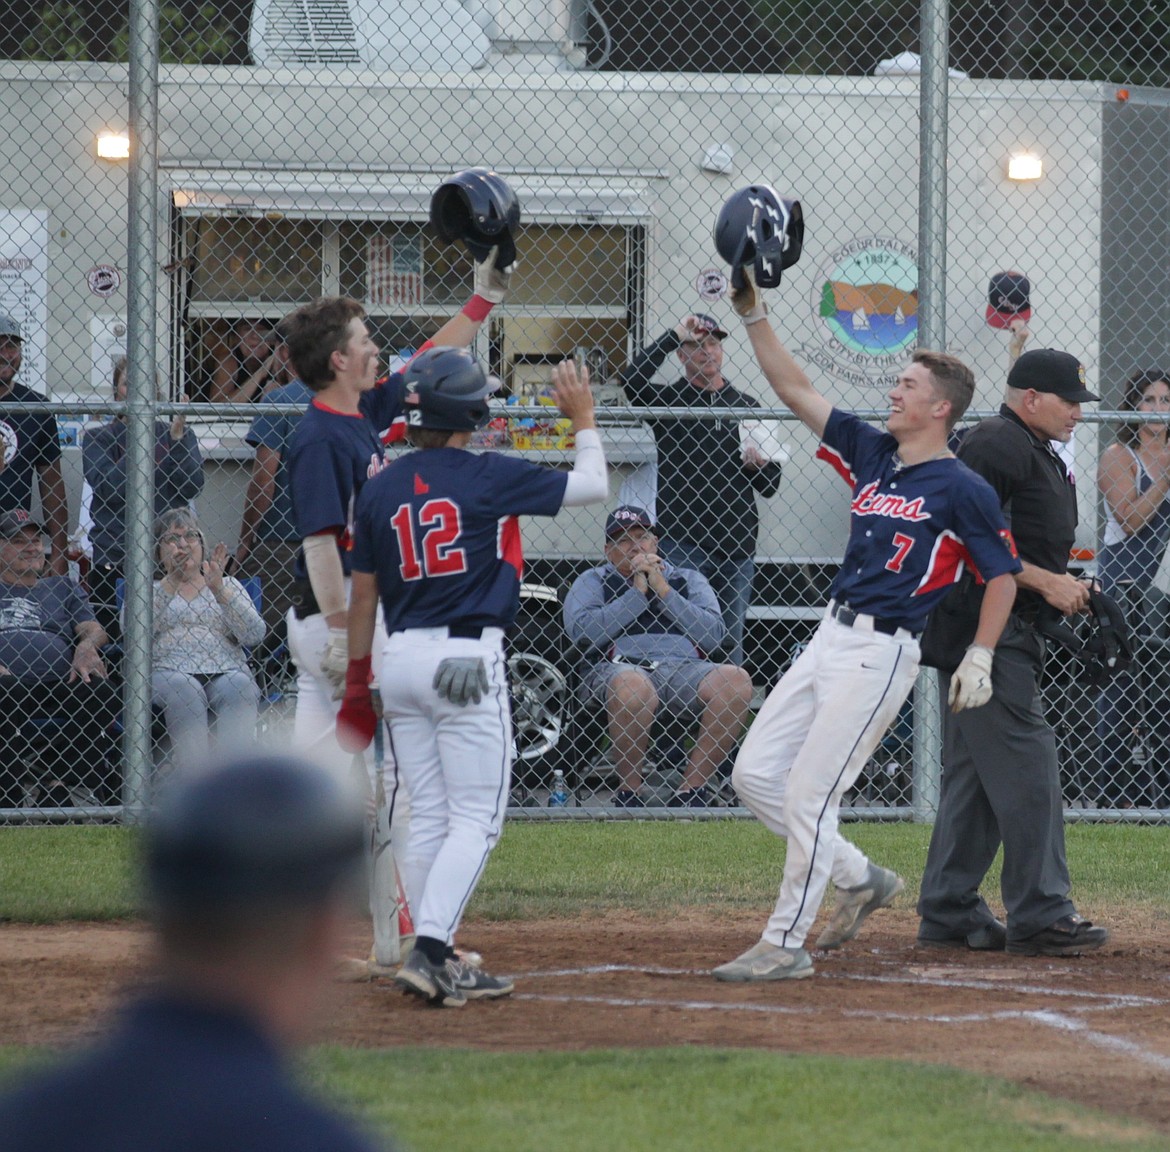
711,267,1023,983
339,353,607,1006
283,249,512,973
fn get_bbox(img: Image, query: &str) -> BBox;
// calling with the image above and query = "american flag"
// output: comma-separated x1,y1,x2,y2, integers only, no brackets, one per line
367,234,422,307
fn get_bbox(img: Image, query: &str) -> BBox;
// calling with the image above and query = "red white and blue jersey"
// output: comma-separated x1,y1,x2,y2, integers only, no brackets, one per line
351,448,568,633
816,409,1020,631
286,374,406,578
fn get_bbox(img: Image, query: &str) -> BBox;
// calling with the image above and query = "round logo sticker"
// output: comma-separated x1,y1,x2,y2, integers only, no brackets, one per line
695,267,728,303
86,264,121,298
806,238,918,387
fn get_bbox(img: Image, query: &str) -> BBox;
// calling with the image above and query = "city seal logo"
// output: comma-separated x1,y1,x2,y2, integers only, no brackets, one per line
799,238,919,389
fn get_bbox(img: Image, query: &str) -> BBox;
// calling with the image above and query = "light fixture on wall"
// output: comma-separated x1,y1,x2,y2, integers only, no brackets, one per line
1006,152,1043,181
96,131,130,160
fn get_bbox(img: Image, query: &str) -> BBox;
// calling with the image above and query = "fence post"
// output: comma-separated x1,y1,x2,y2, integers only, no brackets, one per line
121,0,160,823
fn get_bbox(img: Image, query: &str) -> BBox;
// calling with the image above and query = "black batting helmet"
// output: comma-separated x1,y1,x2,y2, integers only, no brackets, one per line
403,347,494,431
713,184,804,289
430,168,520,270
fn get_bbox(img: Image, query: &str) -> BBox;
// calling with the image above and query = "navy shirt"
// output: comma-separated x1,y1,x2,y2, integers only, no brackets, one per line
0,382,61,514
818,409,1021,631
0,994,386,1152
0,576,95,679
286,376,408,579
352,448,567,633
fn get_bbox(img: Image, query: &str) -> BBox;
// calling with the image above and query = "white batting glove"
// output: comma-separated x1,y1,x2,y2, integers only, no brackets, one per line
321,627,349,699
474,246,514,304
730,264,767,326
948,644,994,713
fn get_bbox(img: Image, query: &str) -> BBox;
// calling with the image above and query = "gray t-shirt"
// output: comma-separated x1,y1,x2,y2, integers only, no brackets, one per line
0,576,94,679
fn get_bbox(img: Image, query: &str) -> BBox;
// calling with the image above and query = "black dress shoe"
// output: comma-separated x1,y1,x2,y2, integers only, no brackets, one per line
917,918,1007,951
1006,914,1110,957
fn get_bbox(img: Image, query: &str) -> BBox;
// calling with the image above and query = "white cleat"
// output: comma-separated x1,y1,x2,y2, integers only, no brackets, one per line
712,941,814,982
815,863,904,950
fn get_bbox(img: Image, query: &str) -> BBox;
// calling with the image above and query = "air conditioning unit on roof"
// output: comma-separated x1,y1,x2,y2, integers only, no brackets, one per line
250,0,491,70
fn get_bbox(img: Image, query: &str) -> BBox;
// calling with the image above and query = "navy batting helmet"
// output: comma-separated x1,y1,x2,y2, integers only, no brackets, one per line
713,184,804,289
430,168,520,270
145,753,366,908
403,347,494,431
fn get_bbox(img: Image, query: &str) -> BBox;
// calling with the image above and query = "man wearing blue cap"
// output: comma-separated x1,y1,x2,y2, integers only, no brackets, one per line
563,504,753,807
619,312,783,668
0,753,393,1152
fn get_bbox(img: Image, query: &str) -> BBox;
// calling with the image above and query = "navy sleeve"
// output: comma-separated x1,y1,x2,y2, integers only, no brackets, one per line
482,454,569,519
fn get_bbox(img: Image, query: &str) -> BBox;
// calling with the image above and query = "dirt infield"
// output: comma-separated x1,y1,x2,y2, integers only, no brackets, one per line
3,909,1169,1133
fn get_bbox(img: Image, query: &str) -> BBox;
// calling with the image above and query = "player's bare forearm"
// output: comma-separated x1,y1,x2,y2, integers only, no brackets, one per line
429,311,481,351
346,571,379,661
971,572,1016,650
743,320,831,438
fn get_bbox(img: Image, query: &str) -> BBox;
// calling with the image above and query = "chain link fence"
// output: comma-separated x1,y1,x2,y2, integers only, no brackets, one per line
1,0,1169,821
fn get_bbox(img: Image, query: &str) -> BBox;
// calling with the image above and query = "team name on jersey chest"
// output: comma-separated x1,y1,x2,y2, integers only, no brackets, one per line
851,481,931,523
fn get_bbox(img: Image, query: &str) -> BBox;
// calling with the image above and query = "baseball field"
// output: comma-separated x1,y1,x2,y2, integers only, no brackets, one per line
1,820,1168,1150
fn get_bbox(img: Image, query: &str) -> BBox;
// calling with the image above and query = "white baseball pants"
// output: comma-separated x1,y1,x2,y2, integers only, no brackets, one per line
732,610,920,950
378,626,511,946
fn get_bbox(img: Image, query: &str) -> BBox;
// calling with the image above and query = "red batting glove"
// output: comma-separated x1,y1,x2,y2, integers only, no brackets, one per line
336,655,377,752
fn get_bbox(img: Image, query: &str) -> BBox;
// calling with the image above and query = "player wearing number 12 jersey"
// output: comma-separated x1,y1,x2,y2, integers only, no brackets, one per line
342,351,608,1006
710,264,1022,984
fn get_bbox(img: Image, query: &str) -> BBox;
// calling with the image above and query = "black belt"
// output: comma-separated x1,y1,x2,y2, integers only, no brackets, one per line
449,624,484,639
830,602,919,639
290,578,320,620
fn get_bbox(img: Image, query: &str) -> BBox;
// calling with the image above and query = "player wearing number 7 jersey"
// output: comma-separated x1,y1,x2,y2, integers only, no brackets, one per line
711,264,1023,983
342,352,607,1006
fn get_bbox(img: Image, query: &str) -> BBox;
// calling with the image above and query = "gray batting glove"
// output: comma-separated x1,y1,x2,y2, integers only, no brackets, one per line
948,644,994,712
433,656,489,706
474,246,513,304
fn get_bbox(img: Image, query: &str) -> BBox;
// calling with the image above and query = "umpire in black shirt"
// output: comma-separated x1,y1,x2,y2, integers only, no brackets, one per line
620,313,783,666
0,754,392,1152
918,349,1110,956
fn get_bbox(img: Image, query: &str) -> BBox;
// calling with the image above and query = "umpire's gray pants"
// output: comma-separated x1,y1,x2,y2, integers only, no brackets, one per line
918,617,1077,941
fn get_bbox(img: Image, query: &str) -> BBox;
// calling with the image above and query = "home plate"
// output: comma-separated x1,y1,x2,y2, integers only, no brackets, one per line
906,965,1054,981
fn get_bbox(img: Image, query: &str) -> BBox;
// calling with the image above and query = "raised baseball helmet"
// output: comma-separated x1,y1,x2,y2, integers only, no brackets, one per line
402,346,494,431
430,167,520,270
713,184,804,289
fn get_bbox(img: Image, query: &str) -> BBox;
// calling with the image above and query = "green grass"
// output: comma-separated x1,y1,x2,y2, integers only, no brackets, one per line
2,822,1169,1148
1,1046,1161,1151
2,821,1168,922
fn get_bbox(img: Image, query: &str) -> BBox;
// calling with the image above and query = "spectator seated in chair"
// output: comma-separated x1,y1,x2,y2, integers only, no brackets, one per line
149,508,266,771
562,505,752,808
0,509,119,807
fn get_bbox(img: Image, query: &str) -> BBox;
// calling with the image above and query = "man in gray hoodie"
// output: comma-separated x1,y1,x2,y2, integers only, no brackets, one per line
563,505,752,808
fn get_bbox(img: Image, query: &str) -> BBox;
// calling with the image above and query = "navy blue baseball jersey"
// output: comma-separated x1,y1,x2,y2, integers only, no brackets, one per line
351,448,568,633
817,409,1021,630
285,373,409,578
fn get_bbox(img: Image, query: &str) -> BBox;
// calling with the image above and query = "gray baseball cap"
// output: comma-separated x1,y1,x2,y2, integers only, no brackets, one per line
0,313,22,342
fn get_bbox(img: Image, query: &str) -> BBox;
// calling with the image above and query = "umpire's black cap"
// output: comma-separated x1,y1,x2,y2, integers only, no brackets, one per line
145,754,365,908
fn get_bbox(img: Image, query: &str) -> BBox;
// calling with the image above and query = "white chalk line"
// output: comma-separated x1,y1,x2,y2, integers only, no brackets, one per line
504,963,1170,1071
513,963,1168,1010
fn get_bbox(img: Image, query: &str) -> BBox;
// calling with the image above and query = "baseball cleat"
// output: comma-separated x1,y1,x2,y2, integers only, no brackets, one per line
1005,914,1109,957
394,947,466,1007
445,954,514,999
712,941,813,982
814,863,904,950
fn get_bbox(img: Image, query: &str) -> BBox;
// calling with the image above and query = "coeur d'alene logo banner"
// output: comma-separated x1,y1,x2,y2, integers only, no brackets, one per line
799,237,919,389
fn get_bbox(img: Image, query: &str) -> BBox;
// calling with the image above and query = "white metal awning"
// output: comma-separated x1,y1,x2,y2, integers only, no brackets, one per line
166,169,657,224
